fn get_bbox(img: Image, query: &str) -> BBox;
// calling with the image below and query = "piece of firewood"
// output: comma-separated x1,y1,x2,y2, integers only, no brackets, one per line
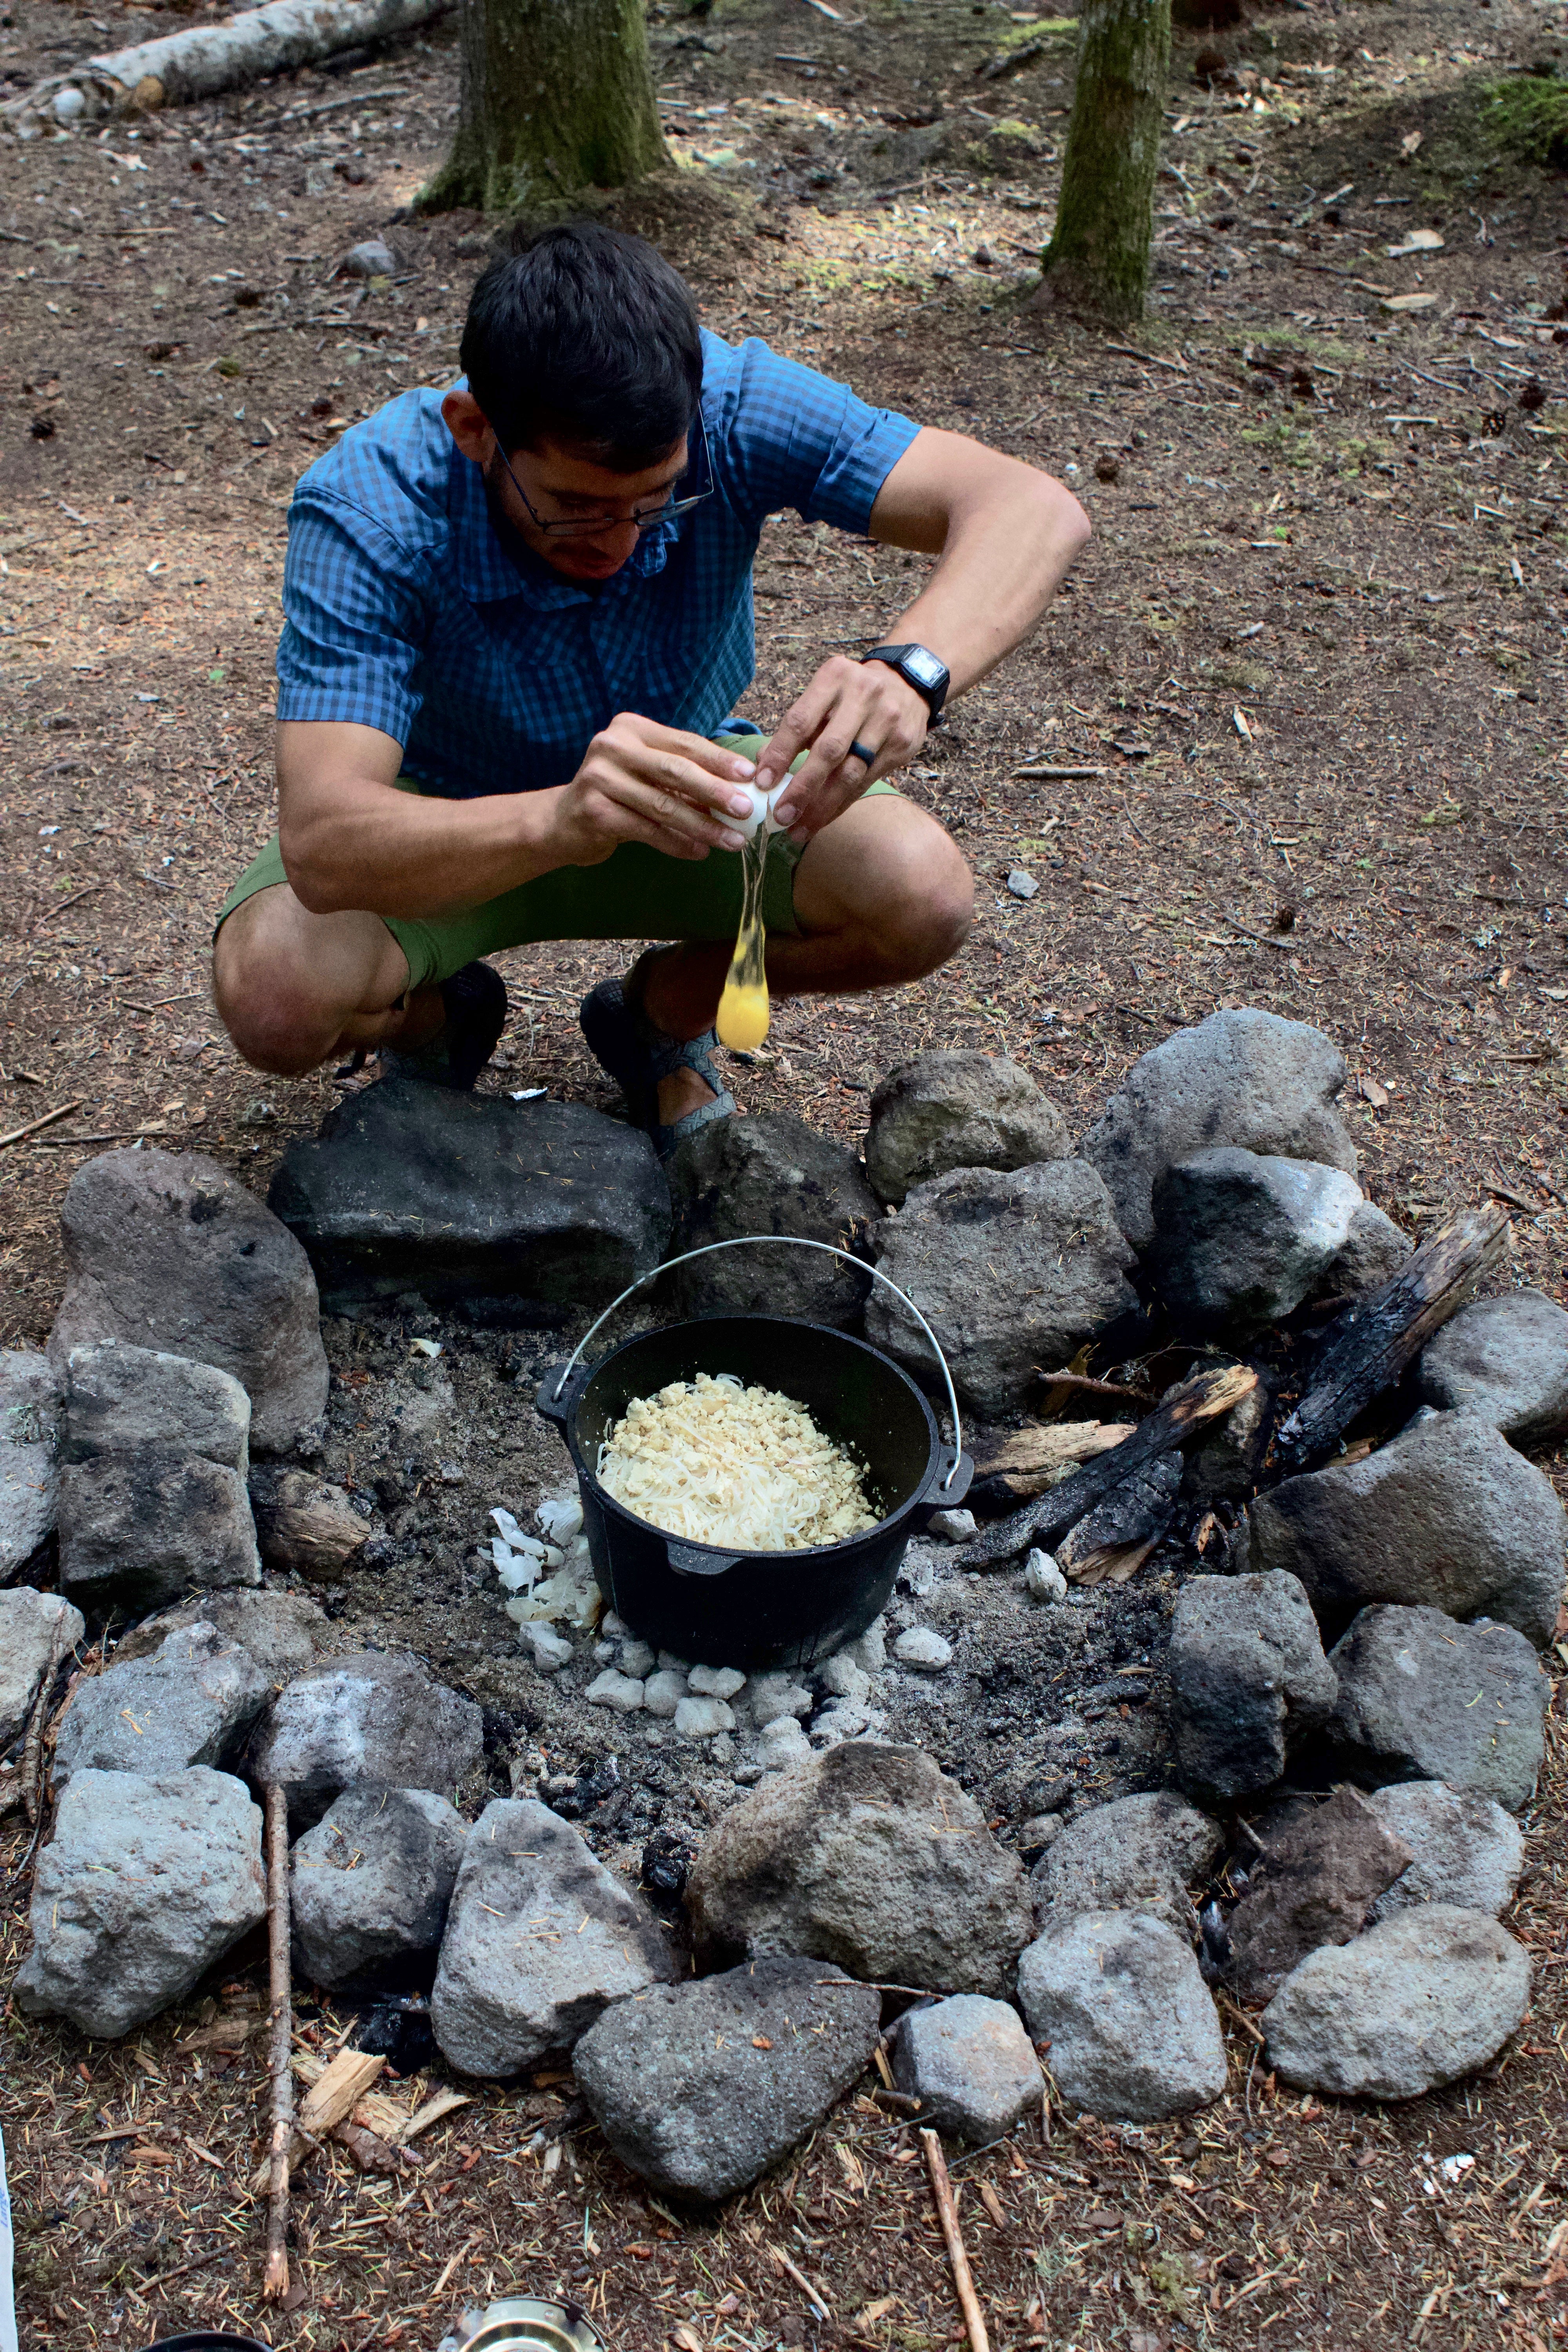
1274,1205,1509,1472
956,1363,1258,1569
1058,1450,1182,1585
261,1784,292,2304
969,1420,1136,1512
921,2128,991,2352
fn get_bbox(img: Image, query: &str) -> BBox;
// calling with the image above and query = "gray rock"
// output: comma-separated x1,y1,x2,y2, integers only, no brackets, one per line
1007,869,1038,900
48,1148,328,1456
587,1668,646,1713
291,1786,468,1986
1250,1408,1566,1649
688,1664,746,1700
0,1352,62,1579
13,1767,266,2038
1082,1009,1357,1255
1417,1290,1568,1448
1149,1149,1363,1338
1179,1375,1275,1510
818,1654,870,1707
574,1956,880,2202
1025,1549,1067,1602
747,1672,811,1726
642,1667,688,1719
759,1715,810,1768
268,1084,670,1315
892,1992,1043,2142
1261,1904,1531,2099
1016,1911,1228,2122
0,1589,84,1754
430,1799,677,2076
58,1344,261,1613
867,1159,1138,1416
664,1112,878,1328
688,1740,1033,1996
865,1051,1069,1208
893,1627,952,1673
111,1588,337,1681
674,1695,734,1739
250,1650,485,1827
1030,1793,1223,1938
1226,1788,1414,2001
1365,1782,1524,1924
339,237,397,279
1169,1572,1337,1804
54,1623,270,1789
251,1469,368,1582
927,1506,978,1544
1314,1200,1412,1299
1327,1605,1547,1812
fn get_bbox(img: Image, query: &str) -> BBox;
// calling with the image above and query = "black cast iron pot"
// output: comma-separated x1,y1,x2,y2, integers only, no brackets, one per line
535,1310,971,1671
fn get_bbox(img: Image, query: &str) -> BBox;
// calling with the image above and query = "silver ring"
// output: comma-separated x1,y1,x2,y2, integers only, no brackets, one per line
849,737,878,768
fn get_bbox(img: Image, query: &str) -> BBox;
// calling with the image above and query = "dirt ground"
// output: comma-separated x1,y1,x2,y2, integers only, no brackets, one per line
2,0,1567,2343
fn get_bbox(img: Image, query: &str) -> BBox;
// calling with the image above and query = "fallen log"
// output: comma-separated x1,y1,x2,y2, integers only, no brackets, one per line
2,0,451,131
1272,1204,1510,1472
955,1361,1258,1569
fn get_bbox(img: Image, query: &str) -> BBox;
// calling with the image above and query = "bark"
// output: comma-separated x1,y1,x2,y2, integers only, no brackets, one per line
419,0,669,215
1,0,452,128
261,1783,294,2306
1038,0,1172,325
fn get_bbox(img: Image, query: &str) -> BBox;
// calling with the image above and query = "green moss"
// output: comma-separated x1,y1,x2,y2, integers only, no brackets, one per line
1478,73,1568,168
996,12,1077,44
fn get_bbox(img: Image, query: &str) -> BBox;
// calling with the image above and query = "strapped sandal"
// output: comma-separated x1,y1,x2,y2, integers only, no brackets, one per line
579,947,736,1162
379,960,509,1091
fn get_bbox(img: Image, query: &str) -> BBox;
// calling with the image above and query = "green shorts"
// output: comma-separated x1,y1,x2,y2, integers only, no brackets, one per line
215,733,897,994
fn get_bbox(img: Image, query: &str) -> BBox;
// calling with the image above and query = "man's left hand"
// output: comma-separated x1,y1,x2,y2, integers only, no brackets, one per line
754,655,929,840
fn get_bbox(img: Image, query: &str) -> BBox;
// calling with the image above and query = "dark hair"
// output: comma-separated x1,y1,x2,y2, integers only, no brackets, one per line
459,221,703,471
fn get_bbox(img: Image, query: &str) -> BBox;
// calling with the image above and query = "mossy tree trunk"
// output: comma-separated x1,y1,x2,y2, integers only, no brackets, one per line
1040,0,1171,325
420,0,669,215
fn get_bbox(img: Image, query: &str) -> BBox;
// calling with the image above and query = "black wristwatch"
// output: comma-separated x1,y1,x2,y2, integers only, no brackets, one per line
864,642,950,728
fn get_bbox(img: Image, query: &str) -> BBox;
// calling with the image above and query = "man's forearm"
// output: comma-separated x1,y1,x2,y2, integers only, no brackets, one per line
880,473,1089,697
281,772,569,920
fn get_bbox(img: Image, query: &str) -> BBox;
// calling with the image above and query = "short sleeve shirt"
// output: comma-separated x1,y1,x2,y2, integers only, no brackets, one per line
274,331,921,800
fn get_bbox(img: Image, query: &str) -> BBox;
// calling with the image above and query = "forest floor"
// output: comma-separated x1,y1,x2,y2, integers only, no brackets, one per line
2,0,1567,2343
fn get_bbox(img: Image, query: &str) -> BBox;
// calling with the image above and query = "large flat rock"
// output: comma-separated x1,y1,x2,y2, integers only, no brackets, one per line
1327,1604,1547,1813
268,1083,670,1315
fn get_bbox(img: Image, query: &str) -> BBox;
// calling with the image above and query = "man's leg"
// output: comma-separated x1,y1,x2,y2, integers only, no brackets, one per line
213,884,444,1076
639,794,973,1127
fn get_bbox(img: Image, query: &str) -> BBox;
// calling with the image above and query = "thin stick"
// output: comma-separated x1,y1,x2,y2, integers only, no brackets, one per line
20,1617,71,1827
262,1784,293,2304
1034,1368,1158,1408
0,1100,81,1151
33,882,105,930
921,2128,991,2352
770,2244,831,2320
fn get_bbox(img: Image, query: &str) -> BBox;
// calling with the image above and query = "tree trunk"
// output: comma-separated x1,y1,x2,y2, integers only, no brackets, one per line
420,0,669,215
1039,0,1171,325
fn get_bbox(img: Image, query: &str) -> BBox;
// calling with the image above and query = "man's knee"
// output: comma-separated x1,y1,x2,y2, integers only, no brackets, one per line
855,808,973,975
212,888,392,1076
213,936,336,1076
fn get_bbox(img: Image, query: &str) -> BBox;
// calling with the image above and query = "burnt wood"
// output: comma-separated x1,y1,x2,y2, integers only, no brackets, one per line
1273,1205,1510,1472
955,1361,1259,1568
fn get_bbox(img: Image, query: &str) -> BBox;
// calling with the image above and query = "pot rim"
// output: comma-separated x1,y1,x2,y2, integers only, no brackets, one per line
554,1312,947,1565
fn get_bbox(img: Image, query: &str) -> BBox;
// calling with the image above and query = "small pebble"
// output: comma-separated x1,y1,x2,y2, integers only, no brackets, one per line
339,236,398,280
525,1624,573,1673
688,1663,747,1700
1025,1548,1069,1602
618,1638,657,1680
674,1695,735,1740
759,1715,810,1767
586,1669,645,1714
748,1672,813,1726
928,1507,977,1544
846,1618,887,1673
818,1654,870,1706
599,1610,632,1641
893,1627,953,1673
643,1668,688,1720
657,1650,692,1675
1007,869,1039,900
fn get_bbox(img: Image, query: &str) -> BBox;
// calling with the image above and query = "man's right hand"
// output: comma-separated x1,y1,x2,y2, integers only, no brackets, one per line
546,714,760,867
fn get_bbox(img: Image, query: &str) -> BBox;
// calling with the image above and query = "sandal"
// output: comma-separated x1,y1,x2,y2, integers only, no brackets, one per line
379,960,509,1091
579,947,736,1161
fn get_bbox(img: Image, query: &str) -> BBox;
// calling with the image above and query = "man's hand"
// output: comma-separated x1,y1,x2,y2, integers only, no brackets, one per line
754,656,929,840
547,713,760,866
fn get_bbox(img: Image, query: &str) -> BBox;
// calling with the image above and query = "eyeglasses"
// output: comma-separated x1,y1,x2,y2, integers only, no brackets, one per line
493,412,714,540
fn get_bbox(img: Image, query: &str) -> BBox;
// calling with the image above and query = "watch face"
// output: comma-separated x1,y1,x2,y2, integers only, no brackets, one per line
904,646,946,689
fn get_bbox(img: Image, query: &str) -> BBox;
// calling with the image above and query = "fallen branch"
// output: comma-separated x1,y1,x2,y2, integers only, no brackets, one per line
262,1783,293,2305
771,2244,831,2321
956,1362,1258,1568
20,1616,72,1827
2,0,452,129
0,1101,81,1152
1273,1205,1509,1471
921,2127,991,2352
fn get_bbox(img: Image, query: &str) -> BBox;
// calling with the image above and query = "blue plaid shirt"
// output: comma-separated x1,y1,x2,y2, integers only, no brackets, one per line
275,331,920,800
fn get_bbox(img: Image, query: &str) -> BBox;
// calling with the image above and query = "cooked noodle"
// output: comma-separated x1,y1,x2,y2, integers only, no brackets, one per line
596,1372,877,1550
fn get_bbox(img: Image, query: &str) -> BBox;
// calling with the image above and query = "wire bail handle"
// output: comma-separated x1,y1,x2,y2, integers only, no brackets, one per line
547,1235,964,1492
